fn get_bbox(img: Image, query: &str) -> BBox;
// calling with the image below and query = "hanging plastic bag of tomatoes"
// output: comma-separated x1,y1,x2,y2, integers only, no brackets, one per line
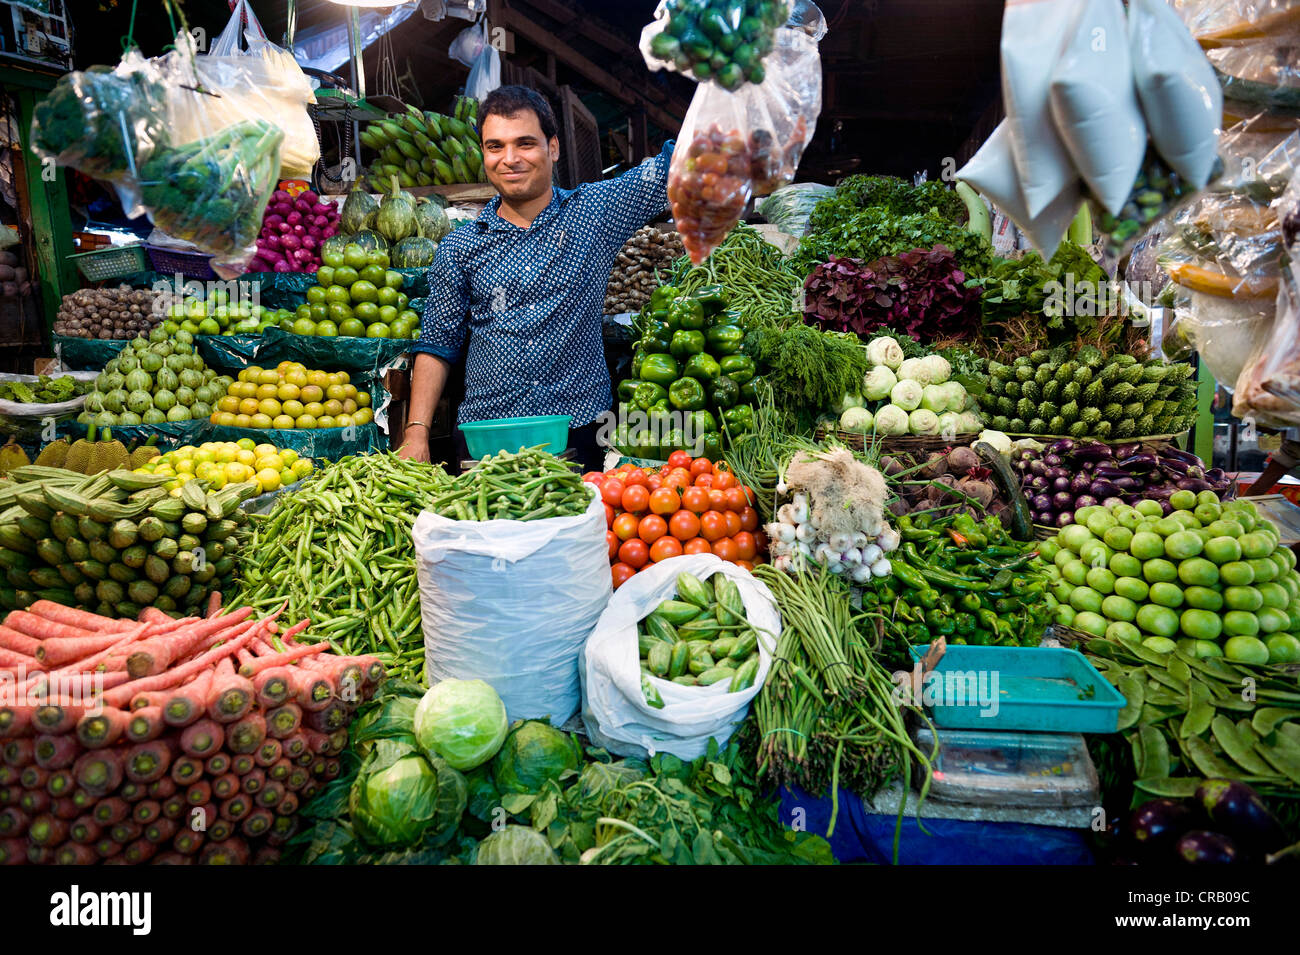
667,2,827,263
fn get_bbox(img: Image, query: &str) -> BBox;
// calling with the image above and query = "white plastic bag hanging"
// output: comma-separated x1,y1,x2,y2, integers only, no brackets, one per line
413,486,611,726
580,554,779,761
1130,0,1223,188
1048,0,1147,217
465,33,501,101
957,120,1082,258
449,19,487,67
1000,0,1081,219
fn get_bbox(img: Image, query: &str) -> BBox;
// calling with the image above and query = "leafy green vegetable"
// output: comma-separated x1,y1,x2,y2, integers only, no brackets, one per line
975,240,1111,347
0,375,90,404
808,175,968,233
492,720,584,795
413,679,508,771
744,323,868,423
792,206,992,280
474,825,561,865
348,742,440,848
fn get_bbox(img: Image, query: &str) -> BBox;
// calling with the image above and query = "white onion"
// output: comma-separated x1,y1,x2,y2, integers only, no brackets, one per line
770,522,796,544
795,522,817,543
850,563,874,584
870,557,892,577
774,555,794,573
792,494,810,524
769,541,793,558
828,531,851,553
814,542,835,565
850,531,868,550
796,540,812,558
776,477,788,495
861,543,883,566
777,504,798,526
842,547,863,567
828,560,845,575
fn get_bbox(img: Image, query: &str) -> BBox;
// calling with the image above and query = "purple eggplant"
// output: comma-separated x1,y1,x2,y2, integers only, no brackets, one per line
1178,478,1215,492
1034,510,1052,524
1053,476,1072,492
1056,512,1075,528
1090,479,1121,498
1159,499,1174,515
1032,493,1053,512
1196,780,1287,856
1124,799,1201,862
1115,443,1141,460
1043,453,1063,469
1052,490,1074,510
1103,496,1124,508
1176,831,1240,865
1028,459,1048,477
1113,476,1141,492
1047,438,1076,456
1094,465,1130,479
1074,494,1098,509
1119,452,1160,472
1082,460,1097,471
1205,467,1229,486
1045,466,1070,480
1160,445,1203,466
1029,475,1049,492
1073,442,1113,463
1070,471,1093,494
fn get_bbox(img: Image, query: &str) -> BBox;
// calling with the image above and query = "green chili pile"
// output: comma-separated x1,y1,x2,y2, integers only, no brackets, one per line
233,453,451,683
430,446,592,522
745,563,936,862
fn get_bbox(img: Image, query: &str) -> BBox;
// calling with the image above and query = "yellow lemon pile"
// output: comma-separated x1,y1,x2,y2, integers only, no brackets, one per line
135,438,315,495
208,362,374,430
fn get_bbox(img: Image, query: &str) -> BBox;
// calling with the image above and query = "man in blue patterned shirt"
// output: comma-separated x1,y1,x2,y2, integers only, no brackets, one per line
399,85,673,470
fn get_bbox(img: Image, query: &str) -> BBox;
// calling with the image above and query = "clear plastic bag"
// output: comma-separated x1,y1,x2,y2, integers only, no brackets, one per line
668,5,823,263
640,0,792,90
1207,43,1300,114
1171,0,1300,46
756,181,834,236
28,51,168,211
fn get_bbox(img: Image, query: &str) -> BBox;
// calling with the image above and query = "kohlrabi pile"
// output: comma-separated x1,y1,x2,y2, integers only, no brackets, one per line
1039,493,1300,666
834,336,983,438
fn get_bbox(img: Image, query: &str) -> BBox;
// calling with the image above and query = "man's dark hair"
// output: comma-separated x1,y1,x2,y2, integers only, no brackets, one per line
479,85,559,143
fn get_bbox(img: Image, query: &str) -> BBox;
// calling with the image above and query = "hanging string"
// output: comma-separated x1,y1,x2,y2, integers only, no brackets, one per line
120,0,140,52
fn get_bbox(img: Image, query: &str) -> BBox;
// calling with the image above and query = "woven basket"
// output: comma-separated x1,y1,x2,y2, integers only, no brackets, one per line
814,426,981,454
145,245,216,281
67,243,150,282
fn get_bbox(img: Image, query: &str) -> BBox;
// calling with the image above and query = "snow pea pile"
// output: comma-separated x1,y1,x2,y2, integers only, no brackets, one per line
866,512,1052,661
1085,634,1300,799
429,448,592,522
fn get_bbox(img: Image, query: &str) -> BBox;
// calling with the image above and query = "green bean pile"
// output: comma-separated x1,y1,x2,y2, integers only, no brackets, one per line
430,447,592,522
747,564,936,862
233,453,452,683
668,224,804,331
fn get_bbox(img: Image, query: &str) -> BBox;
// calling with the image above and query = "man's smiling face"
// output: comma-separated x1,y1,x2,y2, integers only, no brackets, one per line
480,109,559,203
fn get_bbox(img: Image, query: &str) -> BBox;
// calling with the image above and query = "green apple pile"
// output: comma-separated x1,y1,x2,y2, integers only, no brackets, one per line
1040,492,1300,665
293,242,420,339
160,286,293,337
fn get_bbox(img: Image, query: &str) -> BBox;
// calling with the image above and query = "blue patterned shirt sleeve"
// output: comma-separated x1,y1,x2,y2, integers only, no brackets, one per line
585,140,675,250
412,237,469,363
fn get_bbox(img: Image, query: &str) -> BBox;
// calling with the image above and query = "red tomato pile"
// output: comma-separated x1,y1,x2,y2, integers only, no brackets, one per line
586,451,766,590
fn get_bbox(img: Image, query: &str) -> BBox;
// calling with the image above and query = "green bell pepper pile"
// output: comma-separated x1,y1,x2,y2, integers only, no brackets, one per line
614,284,759,462
865,514,1052,665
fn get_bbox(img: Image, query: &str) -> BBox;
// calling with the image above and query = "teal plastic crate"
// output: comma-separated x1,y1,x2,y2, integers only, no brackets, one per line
459,415,571,458
907,645,1126,734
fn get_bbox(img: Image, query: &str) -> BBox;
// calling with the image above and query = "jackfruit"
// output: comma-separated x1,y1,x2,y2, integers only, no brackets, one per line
128,445,160,469
34,439,70,468
0,439,30,476
63,439,92,474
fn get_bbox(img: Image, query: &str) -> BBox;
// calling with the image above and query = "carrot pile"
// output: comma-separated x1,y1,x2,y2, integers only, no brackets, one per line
0,598,381,865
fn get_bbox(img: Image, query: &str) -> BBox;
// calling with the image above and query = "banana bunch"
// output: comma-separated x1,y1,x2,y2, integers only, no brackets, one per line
360,97,486,190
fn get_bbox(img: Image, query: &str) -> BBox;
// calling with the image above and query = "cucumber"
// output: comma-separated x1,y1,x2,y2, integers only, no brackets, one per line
688,650,714,675
648,641,672,677
670,674,698,686
729,630,758,660
668,641,691,680
730,655,760,692
676,571,713,609
643,614,677,645
977,440,1033,541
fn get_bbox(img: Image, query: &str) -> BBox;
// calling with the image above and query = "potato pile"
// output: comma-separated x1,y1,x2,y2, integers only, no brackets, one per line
54,286,161,340
603,226,685,314
0,251,31,298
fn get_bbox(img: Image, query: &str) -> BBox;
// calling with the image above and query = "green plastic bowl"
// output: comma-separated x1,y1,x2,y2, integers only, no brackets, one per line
459,414,571,458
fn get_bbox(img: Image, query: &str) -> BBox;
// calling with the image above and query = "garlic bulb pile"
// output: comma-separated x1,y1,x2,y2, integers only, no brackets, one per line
764,491,900,583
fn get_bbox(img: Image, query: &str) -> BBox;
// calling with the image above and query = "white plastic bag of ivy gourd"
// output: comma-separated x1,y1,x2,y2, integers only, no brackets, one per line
414,483,610,726
580,554,779,761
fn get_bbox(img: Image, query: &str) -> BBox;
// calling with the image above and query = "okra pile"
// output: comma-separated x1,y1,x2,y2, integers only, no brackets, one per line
233,454,452,684
430,447,592,522
637,570,762,708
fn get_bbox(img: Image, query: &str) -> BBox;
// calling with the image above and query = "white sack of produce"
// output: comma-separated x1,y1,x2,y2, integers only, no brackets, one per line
580,554,778,761
414,486,610,726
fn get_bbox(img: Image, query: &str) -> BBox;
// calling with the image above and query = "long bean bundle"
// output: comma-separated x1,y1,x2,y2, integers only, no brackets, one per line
667,224,804,331
429,447,591,522
747,564,936,862
233,454,451,684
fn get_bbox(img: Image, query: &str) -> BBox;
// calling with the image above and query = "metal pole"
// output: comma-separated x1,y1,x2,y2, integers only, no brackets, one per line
284,0,297,49
349,5,366,102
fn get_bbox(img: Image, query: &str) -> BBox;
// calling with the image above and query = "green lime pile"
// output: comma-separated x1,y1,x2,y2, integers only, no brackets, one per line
293,242,420,340
1040,491,1300,665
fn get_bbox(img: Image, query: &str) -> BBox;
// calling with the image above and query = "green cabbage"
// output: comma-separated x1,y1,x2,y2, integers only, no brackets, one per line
349,745,440,848
491,721,583,794
427,758,469,847
474,825,560,865
413,679,509,771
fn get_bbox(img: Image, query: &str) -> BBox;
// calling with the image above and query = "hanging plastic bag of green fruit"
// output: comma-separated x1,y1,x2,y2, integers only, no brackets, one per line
641,0,792,90
667,2,826,263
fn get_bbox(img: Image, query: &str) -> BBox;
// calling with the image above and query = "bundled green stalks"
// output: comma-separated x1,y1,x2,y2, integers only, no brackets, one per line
234,454,451,684
430,447,591,522
747,564,936,861
667,225,804,331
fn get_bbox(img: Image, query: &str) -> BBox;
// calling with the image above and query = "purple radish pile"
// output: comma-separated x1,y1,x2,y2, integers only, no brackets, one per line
1013,439,1235,528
